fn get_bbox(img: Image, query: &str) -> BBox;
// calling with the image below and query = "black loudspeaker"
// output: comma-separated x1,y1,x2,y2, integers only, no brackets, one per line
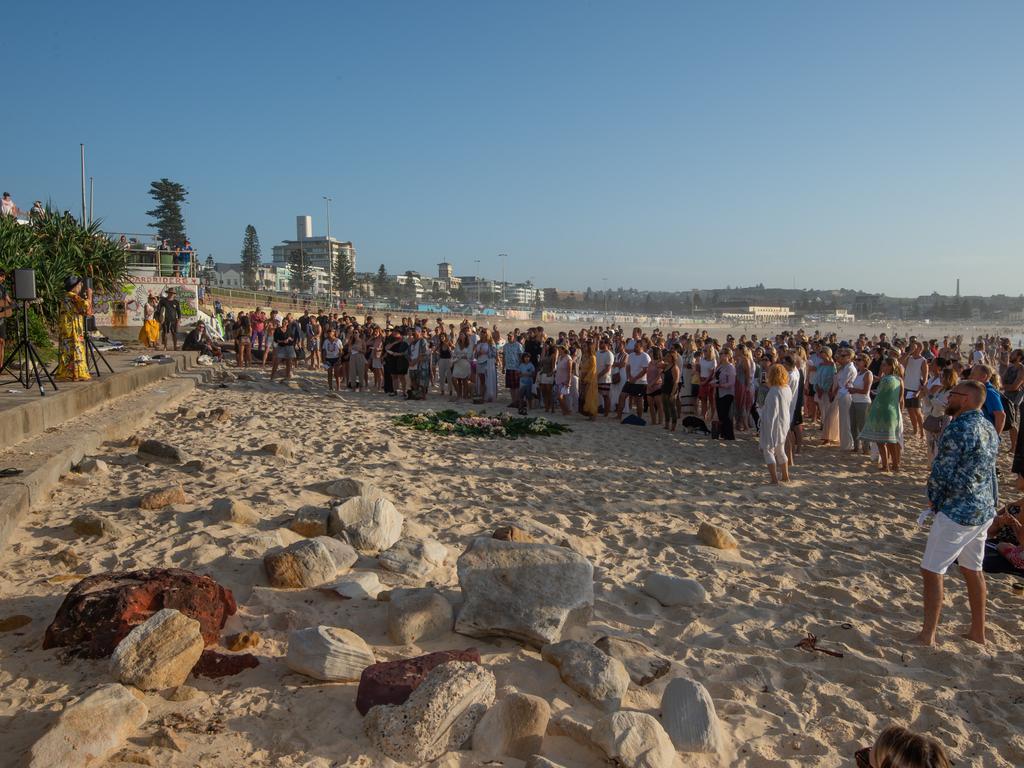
13,268,36,301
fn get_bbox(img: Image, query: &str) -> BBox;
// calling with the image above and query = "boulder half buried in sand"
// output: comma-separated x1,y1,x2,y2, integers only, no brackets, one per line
43,568,236,658
455,537,594,647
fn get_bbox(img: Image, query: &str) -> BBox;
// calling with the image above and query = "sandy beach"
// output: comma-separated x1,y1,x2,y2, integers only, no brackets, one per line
1,364,1022,767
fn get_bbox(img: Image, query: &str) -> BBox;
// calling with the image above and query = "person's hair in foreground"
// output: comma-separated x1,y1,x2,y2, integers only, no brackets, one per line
856,725,951,768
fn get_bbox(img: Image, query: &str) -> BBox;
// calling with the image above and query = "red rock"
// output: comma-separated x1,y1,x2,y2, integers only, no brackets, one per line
43,568,237,658
355,648,481,715
191,650,259,679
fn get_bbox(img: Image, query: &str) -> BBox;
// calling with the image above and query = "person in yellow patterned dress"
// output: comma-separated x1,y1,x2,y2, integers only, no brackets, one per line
54,275,92,381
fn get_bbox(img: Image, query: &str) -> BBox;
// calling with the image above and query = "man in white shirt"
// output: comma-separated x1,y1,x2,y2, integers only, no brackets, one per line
617,342,652,419
831,347,857,450
595,337,614,417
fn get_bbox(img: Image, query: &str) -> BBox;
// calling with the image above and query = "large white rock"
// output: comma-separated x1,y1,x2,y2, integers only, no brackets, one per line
365,661,495,765
641,572,707,607
540,640,630,712
661,677,723,754
590,711,676,768
110,609,205,691
324,477,386,500
378,537,448,579
328,495,403,553
455,537,594,648
388,588,453,644
29,684,149,768
286,625,375,682
472,690,550,760
264,538,338,588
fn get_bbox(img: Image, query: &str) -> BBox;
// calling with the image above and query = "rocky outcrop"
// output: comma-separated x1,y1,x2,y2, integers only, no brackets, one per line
43,568,236,658
356,648,482,715
28,684,148,768
364,661,495,765
110,608,205,690
455,537,594,647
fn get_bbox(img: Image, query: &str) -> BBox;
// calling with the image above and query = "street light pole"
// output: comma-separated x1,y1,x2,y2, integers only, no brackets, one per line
603,277,608,314
474,259,481,305
323,196,333,308
498,253,507,306
79,144,87,225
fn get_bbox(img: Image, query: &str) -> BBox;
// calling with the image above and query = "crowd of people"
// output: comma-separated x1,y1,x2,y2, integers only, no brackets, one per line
208,309,1022,658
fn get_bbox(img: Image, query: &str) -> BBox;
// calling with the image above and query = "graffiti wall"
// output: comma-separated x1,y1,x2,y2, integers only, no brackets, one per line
92,276,200,327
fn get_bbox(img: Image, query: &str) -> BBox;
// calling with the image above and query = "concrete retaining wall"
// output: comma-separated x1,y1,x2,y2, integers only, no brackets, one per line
0,353,210,550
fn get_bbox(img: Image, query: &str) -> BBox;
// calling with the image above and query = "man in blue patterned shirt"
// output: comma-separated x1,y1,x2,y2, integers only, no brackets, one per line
918,379,999,646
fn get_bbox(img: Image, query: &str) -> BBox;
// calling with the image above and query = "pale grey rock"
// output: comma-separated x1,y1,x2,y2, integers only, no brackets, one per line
328,495,403,554
110,609,204,690
388,588,453,644
641,572,707,607
471,690,550,760
264,538,338,588
454,537,594,648
364,661,495,765
324,477,386,500
525,757,567,768
378,536,448,579
76,458,109,474
591,711,676,768
540,640,630,712
137,439,188,464
211,497,260,526
261,440,295,458
313,536,358,571
286,625,375,682
28,684,148,768
322,571,382,600
661,677,723,754
70,513,122,539
546,712,592,745
289,505,330,537
595,635,671,686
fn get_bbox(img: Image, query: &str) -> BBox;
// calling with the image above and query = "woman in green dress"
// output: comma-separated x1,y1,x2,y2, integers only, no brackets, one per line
860,358,904,471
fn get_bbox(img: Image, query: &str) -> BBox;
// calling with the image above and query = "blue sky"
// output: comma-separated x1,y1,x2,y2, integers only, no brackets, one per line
3,1,1021,294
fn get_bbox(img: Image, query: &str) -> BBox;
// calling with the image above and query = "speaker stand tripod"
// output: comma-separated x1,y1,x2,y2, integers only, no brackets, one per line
84,320,114,377
1,301,57,396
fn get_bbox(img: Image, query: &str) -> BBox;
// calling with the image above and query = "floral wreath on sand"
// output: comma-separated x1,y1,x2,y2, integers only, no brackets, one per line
393,409,571,439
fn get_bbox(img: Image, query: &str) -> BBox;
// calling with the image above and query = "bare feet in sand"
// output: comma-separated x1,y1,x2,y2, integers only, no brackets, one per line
962,630,986,645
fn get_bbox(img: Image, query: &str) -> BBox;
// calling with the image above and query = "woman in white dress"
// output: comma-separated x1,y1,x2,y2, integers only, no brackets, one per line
759,363,793,484
473,329,498,402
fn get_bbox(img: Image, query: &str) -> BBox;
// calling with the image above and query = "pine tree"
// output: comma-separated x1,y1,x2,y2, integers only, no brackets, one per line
374,264,389,296
287,246,313,292
145,179,188,247
240,225,261,291
334,248,355,295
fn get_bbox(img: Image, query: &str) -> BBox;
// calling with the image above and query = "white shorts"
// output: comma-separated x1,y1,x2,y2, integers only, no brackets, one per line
921,511,989,574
